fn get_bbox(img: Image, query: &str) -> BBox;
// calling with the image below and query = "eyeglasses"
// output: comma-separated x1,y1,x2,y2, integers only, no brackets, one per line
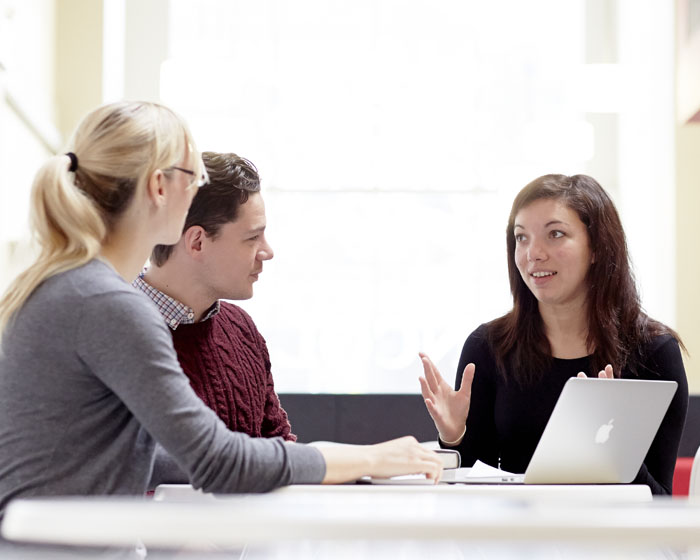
169,164,210,188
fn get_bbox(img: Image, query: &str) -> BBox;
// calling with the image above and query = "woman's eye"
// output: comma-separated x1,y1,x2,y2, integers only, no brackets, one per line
550,230,564,239
248,235,260,241
514,234,525,242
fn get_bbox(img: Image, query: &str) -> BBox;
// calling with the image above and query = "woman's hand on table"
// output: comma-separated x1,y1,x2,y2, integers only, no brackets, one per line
319,436,444,484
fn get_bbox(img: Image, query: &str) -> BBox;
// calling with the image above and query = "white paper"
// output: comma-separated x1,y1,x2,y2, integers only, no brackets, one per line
469,460,518,477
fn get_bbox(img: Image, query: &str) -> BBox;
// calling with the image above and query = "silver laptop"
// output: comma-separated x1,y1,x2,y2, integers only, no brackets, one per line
449,377,677,485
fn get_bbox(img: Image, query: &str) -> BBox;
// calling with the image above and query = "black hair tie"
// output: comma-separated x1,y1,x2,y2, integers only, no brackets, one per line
66,152,79,172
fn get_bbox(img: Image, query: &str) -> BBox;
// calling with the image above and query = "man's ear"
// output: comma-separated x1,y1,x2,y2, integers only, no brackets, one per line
146,169,167,208
183,225,206,258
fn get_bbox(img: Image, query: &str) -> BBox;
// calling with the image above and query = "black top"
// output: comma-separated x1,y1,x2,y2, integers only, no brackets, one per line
445,324,688,495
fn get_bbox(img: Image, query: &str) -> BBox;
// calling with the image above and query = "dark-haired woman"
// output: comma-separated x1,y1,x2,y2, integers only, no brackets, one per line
419,174,687,495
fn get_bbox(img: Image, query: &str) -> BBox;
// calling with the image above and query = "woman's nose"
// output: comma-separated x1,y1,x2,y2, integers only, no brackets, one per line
527,241,546,262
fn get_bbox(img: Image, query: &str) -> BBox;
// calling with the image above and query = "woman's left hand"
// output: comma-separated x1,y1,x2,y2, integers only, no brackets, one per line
577,364,614,379
318,436,444,485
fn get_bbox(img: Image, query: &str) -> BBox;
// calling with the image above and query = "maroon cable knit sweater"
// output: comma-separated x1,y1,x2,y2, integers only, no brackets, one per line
170,302,296,441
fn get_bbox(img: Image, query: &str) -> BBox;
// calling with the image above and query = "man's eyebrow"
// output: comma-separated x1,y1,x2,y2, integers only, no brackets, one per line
245,225,266,234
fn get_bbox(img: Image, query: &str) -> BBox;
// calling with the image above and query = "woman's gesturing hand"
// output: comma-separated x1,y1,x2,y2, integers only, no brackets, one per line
418,353,475,445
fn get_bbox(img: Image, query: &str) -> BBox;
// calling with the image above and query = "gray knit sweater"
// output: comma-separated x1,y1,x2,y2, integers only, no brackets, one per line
0,260,325,515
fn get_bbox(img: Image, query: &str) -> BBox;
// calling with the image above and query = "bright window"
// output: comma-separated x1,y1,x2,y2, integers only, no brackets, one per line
125,0,675,392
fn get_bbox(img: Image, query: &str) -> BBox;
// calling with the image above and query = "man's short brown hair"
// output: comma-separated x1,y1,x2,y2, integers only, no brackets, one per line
151,151,261,266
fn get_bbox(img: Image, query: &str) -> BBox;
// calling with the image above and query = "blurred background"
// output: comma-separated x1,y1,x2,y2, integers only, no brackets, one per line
1,0,699,395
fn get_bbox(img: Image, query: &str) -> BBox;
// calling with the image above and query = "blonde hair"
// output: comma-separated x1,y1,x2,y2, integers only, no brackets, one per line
0,101,200,335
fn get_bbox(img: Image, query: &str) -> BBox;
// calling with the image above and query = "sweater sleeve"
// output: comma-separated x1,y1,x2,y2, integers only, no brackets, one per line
631,336,688,495
231,304,296,442
77,290,326,493
258,332,296,442
441,325,500,468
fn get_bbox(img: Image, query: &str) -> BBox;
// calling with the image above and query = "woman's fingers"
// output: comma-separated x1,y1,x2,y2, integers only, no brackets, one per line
580,365,615,379
420,380,449,433
418,375,433,401
388,437,444,481
418,355,472,444
424,400,437,420
320,436,446,484
420,382,440,421
423,458,443,483
458,363,476,395
419,446,444,482
419,353,440,394
418,378,446,432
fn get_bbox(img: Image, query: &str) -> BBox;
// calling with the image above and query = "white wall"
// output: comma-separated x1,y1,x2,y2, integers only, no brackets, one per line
0,0,57,291
0,1,681,393
157,0,676,393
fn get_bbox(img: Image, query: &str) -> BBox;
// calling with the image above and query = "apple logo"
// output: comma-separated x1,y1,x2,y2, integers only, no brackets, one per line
595,419,614,444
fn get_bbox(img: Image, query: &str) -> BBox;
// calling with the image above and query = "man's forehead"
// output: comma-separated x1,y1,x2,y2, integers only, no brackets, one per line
229,194,266,230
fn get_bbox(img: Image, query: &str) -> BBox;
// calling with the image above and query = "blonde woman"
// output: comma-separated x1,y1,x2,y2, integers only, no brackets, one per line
0,101,441,516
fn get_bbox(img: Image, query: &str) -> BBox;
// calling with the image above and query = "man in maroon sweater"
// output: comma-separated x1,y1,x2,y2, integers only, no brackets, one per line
134,152,295,441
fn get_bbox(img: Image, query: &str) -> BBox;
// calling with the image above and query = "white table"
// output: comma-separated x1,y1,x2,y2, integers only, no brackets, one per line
154,481,653,503
2,484,696,558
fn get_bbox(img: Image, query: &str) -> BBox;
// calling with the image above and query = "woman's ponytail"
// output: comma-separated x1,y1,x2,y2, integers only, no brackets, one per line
0,100,198,337
0,155,105,333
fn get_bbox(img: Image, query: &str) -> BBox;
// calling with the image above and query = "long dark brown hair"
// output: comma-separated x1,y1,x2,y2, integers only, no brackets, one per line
487,174,682,384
